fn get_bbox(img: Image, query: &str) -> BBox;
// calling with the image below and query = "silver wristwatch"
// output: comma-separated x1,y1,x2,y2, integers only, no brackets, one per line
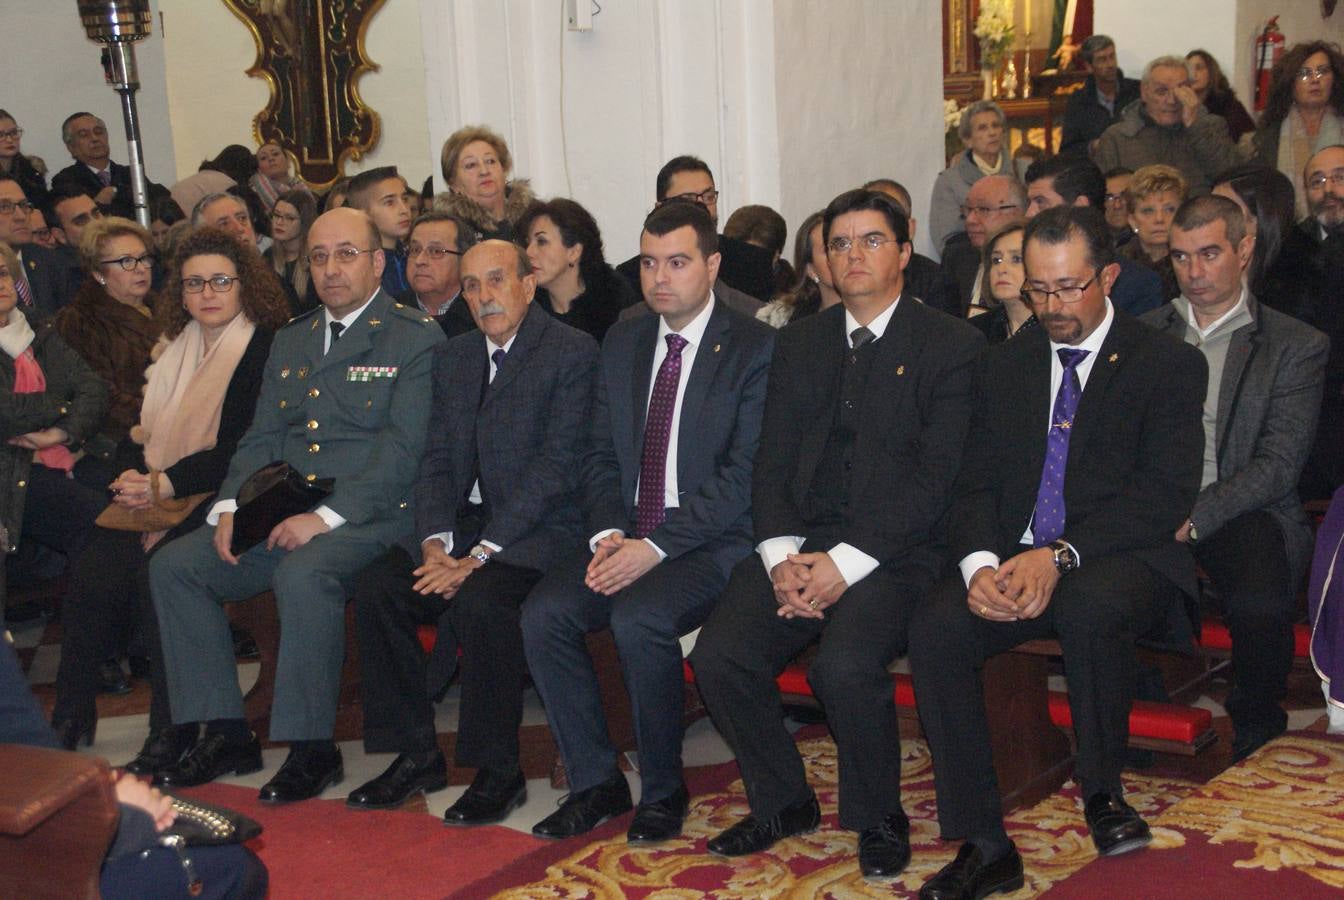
468,544,492,564
1049,540,1078,574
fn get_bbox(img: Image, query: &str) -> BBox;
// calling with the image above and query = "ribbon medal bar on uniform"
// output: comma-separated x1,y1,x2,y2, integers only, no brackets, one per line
346,365,400,382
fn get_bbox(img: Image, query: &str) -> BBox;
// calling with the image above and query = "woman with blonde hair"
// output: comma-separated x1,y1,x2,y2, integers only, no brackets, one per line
433,125,535,240
1120,165,1188,302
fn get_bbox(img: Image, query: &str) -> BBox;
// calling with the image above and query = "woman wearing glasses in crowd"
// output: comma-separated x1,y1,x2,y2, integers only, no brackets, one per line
263,188,319,314
0,110,48,208
969,219,1036,344
518,197,635,342
434,125,536,241
1119,164,1187,303
1253,41,1344,218
55,217,162,482
51,226,289,765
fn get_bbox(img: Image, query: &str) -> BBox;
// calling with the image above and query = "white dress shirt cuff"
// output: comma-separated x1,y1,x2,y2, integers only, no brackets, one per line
479,540,502,554
424,532,453,556
828,542,879,587
313,505,345,531
756,536,804,575
959,551,1002,587
589,528,624,552
207,499,238,526
643,538,667,561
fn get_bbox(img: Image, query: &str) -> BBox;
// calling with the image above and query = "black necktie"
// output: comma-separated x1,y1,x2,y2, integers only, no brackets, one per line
850,326,875,349
328,321,345,353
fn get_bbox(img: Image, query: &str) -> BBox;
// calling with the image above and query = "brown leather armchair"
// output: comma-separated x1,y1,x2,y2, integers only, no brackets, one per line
0,744,118,900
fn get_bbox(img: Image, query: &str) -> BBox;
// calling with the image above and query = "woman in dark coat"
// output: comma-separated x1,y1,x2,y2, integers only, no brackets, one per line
0,241,109,628
432,125,536,241
51,227,291,766
1187,50,1256,143
0,110,48,208
518,197,636,343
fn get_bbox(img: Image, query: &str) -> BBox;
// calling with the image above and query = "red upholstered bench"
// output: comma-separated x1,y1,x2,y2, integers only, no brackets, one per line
1198,618,1311,659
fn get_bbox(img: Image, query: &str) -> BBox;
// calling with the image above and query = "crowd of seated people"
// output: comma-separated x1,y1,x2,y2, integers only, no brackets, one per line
2,36,1344,898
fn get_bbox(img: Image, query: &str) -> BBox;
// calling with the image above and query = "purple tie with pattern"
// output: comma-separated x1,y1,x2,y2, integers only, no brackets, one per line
1032,347,1090,547
634,333,687,538
13,272,32,307
97,169,112,188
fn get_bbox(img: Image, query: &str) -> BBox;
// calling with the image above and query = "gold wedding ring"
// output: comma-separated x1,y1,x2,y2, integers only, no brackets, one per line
980,605,988,615
808,598,819,609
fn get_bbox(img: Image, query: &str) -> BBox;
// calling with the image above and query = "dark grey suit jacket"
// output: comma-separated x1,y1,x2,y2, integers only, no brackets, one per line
584,298,774,578
18,245,82,314
413,302,599,571
1143,293,1329,581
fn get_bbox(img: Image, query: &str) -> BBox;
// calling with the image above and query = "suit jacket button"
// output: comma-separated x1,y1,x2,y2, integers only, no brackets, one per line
307,420,319,430
398,501,408,509
306,473,317,482
279,399,288,408
308,388,320,398
16,480,25,488
308,443,320,453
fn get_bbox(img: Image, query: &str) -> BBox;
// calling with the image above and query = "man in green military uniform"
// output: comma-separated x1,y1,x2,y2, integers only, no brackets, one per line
150,207,446,803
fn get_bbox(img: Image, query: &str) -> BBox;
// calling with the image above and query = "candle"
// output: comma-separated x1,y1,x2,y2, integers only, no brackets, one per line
1024,0,1031,39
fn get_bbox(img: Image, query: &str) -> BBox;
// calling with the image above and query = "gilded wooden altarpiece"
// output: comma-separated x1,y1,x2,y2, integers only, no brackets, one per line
222,0,386,188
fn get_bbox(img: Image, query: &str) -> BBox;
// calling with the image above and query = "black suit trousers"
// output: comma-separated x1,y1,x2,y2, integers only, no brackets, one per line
689,550,917,831
909,553,1177,841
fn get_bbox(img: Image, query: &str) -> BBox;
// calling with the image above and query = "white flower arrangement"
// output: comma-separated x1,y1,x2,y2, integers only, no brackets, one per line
944,98,965,135
975,0,1015,70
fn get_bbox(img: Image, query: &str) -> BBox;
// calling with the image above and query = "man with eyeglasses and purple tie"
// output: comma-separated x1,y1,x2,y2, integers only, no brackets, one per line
691,189,983,882
0,174,81,313
396,211,478,340
908,206,1206,899
149,207,445,805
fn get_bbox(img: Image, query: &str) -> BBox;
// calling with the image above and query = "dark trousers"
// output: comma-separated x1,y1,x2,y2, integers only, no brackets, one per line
908,553,1174,841
6,462,105,589
521,547,726,803
689,552,916,831
1192,510,1295,735
53,527,174,730
352,547,541,772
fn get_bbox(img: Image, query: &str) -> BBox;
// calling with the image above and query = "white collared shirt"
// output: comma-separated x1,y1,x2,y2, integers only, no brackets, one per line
755,295,902,589
958,298,1115,585
322,292,378,354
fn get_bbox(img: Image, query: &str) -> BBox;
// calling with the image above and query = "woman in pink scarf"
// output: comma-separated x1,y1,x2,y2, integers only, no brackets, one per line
51,228,290,761
0,241,109,629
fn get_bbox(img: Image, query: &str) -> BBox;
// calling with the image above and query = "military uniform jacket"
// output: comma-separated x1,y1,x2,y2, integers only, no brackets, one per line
217,288,446,545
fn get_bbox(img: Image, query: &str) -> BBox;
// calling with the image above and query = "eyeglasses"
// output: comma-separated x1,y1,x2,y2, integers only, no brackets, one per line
0,128,22,141
307,246,378,267
827,233,904,254
0,199,34,216
1021,271,1101,306
1297,65,1333,82
961,203,1021,219
666,189,719,205
100,253,155,271
1307,170,1344,190
182,275,240,293
406,242,461,259
269,211,300,223
1104,192,1126,205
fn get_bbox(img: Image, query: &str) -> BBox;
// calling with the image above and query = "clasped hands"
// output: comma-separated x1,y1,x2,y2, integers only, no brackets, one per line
967,547,1059,622
412,539,483,597
585,532,661,595
109,469,174,510
772,551,848,620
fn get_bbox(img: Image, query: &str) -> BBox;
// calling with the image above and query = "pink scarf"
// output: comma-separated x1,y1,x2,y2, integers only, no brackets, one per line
13,348,75,472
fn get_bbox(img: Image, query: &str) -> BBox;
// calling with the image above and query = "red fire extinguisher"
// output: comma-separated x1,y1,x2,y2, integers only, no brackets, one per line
1254,17,1285,112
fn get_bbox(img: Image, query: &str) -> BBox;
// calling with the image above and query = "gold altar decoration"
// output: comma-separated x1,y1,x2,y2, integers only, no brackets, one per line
222,0,387,189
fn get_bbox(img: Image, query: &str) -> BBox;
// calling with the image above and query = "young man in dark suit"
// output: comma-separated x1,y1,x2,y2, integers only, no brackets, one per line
910,206,1207,899
520,201,774,844
690,189,985,881
344,240,599,823
1145,195,1328,761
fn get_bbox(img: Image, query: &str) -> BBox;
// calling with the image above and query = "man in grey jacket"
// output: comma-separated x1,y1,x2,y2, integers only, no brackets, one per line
1093,56,1241,197
1142,195,1329,762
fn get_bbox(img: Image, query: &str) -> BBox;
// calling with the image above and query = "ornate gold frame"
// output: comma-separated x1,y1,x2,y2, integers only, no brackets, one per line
222,0,386,189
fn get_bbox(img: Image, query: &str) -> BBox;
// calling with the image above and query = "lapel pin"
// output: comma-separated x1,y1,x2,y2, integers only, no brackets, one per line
714,343,721,353
1108,353,1118,363
896,365,905,375
310,318,319,331
297,367,309,379
280,367,290,378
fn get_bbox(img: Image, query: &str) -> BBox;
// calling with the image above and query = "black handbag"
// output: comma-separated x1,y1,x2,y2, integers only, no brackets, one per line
230,461,334,555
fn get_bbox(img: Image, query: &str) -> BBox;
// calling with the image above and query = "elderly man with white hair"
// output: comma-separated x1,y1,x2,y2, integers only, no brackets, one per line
1093,55,1242,196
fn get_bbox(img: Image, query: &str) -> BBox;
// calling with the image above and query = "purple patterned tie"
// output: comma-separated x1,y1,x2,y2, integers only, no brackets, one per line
1032,348,1090,547
13,272,32,307
97,169,112,188
634,333,687,537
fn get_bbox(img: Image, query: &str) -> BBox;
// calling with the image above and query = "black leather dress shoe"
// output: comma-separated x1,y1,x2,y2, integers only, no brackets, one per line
627,784,689,844
99,658,131,695
1231,723,1286,762
858,811,912,880
124,725,198,776
443,768,526,826
533,770,633,840
52,716,96,751
154,732,264,788
1084,792,1151,856
347,751,449,810
919,842,1024,899
706,792,820,857
259,744,344,804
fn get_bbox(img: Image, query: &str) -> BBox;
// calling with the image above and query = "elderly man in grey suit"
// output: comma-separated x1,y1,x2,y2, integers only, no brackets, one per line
344,240,599,823
1143,195,1329,761
521,201,774,844
150,208,446,802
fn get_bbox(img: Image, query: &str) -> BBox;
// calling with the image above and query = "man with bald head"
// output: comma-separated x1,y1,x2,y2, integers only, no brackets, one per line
150,207,446,804
942,173,1028,314
345,238,598,822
